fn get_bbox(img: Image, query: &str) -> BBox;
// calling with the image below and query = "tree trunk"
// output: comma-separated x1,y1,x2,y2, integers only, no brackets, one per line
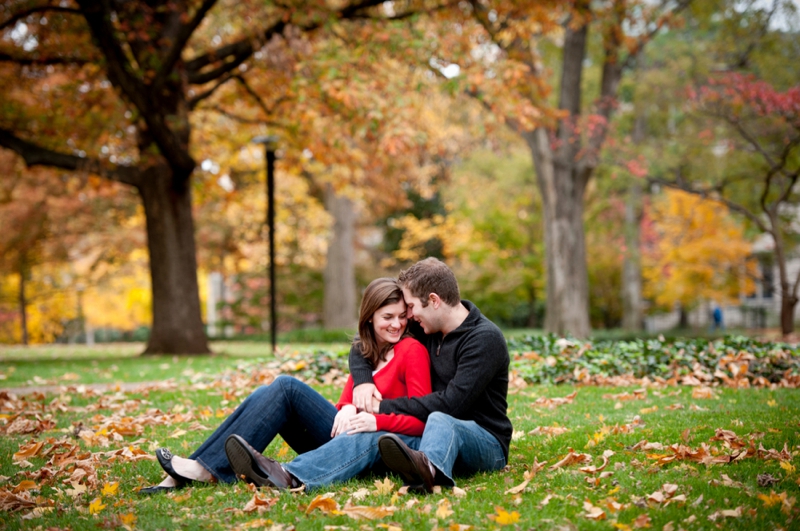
18,260,28,346
323,184,357,329
138,165,210,354
780,289,797,336
525,130,592,338
622,182,643,331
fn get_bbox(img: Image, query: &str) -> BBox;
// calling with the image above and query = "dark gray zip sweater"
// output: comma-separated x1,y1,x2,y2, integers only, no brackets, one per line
349,300,513,460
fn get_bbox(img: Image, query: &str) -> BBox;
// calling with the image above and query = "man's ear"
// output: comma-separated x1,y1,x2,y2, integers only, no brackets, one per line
428,293,442,309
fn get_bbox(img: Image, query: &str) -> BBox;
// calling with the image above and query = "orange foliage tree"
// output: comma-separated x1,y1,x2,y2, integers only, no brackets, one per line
0,0,447,352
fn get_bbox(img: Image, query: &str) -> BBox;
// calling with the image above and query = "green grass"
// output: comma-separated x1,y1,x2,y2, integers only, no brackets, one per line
1,347,799,530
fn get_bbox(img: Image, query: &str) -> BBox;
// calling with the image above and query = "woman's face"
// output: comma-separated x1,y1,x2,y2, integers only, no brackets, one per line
372,300,408,347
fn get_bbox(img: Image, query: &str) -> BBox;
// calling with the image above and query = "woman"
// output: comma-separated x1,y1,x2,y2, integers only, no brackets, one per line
141,278,430,493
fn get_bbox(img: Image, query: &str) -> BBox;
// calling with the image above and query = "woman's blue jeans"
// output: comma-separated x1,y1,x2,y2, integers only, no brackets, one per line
191,375,417,489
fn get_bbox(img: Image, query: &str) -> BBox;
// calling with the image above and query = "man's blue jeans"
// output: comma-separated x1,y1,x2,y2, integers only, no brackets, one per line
408,412,507,487
191,375,416,489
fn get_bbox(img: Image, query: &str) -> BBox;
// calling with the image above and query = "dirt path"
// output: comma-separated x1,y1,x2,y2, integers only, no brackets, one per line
1,380,176,396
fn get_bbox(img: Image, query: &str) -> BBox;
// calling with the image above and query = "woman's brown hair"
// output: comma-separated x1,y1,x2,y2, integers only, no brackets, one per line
353,278,406,369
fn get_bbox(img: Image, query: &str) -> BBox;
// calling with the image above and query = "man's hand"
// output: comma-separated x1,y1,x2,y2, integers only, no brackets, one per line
331,405,357,437
346,412,378,434
352,383,382,413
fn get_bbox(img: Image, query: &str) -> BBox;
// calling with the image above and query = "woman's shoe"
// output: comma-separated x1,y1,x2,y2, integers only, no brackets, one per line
155,448,194,486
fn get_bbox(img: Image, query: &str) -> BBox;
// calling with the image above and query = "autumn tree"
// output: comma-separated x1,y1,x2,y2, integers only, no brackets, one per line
654,74,800,334
642,189,754,316
409,0,690,337
0,0,443,353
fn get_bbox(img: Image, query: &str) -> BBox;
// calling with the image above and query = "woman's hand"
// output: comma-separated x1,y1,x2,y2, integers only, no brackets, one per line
346,412,377,434
331,405,357,437
352,383,382,413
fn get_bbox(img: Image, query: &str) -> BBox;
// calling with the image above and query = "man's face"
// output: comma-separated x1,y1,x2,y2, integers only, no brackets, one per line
402,288,439,334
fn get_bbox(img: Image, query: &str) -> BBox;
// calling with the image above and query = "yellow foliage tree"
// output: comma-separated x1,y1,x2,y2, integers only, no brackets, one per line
643,190,755,310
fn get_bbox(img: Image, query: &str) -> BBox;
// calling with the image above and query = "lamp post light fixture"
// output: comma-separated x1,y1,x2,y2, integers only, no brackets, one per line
252,135,280,354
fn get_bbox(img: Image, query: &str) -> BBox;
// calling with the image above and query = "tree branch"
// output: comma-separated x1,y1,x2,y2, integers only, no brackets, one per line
185,0,390,85
0,52,89,65
650,175,771,234
152,0,218,92
0,4,80,32
77,0,194,173
0,128,141,187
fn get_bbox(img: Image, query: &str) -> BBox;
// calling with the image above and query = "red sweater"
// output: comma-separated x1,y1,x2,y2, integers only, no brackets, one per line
337,337,431,436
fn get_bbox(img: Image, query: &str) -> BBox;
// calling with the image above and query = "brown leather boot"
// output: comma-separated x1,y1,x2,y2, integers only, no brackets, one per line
224,434,300,489
378,434,436,493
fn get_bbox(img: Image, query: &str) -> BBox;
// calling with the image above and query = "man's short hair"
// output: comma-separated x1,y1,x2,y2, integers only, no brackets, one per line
398,257,461,307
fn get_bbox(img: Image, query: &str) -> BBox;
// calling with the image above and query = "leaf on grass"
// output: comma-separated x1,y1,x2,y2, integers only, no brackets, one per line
119,512,137,526
243,492,279,514
532,391,578,409
351,488,371,501
88,497,106,514
505,480,528,495
691,387,715,399
12,480,37,493
528,425,569,436
757,473,780,487
374,477,395,495
488,506,520,525
758,491,796,513
632,513,651,528
582,500,606,520
779,461,796,474
708,506,743,520
65,481,87,497
524,457,547,480
448,524,474,531
13,441,45,462
341,505,397,520
168,428,187,439
306,494,339,515
710,474,745,489
452,486,467,498
436,498,454,519
101,482,119,497
602,389,647,401
549,449,592,470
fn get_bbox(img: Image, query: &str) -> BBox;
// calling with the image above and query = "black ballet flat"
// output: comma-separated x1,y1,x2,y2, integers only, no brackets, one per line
155,448,194,486
138,484,181,495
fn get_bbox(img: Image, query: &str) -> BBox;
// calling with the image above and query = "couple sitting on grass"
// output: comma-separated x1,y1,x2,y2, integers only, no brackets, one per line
141,258,512,495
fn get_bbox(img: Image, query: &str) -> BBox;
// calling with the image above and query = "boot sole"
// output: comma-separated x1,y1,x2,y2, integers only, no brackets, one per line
224,435,274,487
378,435,426,488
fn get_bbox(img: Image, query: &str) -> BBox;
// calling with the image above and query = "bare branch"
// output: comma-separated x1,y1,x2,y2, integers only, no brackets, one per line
202,105,286,128
0,4,80,32
152,0,218,91
0,128,141,187
187,71,235,109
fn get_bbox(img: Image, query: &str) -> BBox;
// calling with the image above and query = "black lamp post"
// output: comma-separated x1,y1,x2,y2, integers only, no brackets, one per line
253,135,279,354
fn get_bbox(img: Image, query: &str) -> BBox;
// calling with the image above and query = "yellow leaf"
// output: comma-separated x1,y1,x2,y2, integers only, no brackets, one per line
436,499,454,519
101,482,119,497
779,461,796,474
374,477,395,495
613,524,632,531
305,494,339,515
88,497,106,514
277,441,290,459
119,513,137,525
490,506,520,525
767,400,777,407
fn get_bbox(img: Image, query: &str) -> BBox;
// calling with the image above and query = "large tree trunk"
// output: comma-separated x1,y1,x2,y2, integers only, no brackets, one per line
780,290,797,336
622,182,643,330
323,184,357,329
139,165,210,354
18,259,28,346
520,17,592,338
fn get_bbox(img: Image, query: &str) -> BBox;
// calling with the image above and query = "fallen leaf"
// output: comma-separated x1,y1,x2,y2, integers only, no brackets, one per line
505,480,528,495
549,449,592,470
582,500,606,520
374,477,395,495
243,492,278,514
708,506,742,520
351,488,370,501
341,505,396,520
101,482,119,497
436,498,454,518
88,497,106,514
306,494,339,515
488,506,520,525
632,513,651,528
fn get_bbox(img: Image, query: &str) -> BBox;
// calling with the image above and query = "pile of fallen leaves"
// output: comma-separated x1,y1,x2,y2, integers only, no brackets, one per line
508,334,800,388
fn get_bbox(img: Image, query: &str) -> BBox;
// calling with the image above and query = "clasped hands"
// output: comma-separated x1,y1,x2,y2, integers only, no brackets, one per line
330,383,383,437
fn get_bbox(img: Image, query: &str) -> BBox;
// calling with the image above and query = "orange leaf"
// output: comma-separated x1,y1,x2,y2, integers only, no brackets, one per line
305,494,339,515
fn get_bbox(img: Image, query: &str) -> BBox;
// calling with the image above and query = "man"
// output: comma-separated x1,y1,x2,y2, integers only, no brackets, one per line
349,257,512,492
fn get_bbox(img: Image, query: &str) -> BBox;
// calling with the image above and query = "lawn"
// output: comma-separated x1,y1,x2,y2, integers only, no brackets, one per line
1,342,799,530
